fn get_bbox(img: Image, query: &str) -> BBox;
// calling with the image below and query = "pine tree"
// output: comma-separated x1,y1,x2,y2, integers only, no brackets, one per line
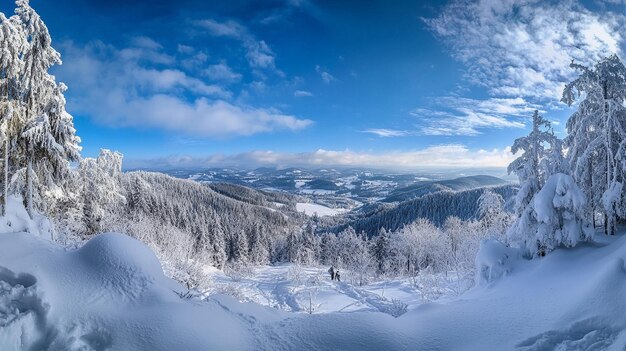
285,231,300,263
562,55,626,235
508,173,593,257
508,110,557,217
373,228,392,275
78,150,124,235
228,229,248,264
248,224,269,265
0,0,80,216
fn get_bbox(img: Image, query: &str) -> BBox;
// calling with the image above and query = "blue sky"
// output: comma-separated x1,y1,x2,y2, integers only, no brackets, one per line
9,0,626,170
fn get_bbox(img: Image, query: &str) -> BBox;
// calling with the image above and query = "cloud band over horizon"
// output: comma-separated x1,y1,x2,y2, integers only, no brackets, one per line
124,144,516,171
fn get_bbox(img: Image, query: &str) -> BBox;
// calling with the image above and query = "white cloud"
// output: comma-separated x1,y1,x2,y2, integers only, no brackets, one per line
204,63,242,83
126,144,515,170
294,90,313,97
362,129,411,137
425,0,625,100
411,97,537,136
177,44,194,54
316,65,336,83
257,0,325,26
130,36,162,50
120,97,312,137
197,19,277,71
131,68,228,97
196,19,246,38
57,40,312,137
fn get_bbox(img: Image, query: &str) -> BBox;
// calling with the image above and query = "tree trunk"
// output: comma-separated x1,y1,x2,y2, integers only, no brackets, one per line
1,138,6,217
605,87,612,236
26,157,33,218
592,210,596,228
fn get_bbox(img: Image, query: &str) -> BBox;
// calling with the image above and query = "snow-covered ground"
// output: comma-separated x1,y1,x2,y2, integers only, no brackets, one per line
296,202,347,216
2,230,626,350
204,264,462,315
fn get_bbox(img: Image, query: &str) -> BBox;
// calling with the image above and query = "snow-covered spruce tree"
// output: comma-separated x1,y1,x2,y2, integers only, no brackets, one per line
285,230,300,263
506,110,592,256
319,232,336,266
298,222,319,265
199,211,227,269
562,55,626,235
0,12,26,215
78,150,125,236
185,211,228,271
508,110,557,219
228,229,248,264
508,173,593,257
248,224,270,265
372,227,393,275
9,0,80,217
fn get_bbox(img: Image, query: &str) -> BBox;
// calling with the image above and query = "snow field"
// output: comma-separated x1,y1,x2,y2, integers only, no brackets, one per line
296,202,347,216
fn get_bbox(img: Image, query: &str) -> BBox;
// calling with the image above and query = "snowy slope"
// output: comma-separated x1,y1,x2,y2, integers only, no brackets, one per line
2,231,626,350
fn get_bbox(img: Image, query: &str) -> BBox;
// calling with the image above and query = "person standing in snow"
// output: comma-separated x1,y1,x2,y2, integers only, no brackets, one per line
335,270,341,282
328,266,335,280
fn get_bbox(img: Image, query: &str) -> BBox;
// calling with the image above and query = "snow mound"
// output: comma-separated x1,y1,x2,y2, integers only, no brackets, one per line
0,232,251,350
73,233,169,301
76,232,164,281
475,238,523,286
0,196,53,239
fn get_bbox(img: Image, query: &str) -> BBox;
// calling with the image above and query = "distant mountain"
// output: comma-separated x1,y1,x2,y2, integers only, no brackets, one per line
331,184,518,237
381,175,510,203
161,167,441,203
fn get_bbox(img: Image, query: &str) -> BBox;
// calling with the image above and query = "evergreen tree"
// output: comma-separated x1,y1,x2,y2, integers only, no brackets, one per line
508,110,557,218
228,229,248,263
373,228,392,275
508,173,593,257
285,231,300,263
0,12,25,214
2,1,81,217
562,55,626,234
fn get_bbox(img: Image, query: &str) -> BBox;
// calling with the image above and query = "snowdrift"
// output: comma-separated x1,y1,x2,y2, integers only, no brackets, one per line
1,231,626,350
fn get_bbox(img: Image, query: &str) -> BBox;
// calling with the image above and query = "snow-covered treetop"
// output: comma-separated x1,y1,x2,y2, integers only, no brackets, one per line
508,110,560,216
508,110,557,185
562,54,626,107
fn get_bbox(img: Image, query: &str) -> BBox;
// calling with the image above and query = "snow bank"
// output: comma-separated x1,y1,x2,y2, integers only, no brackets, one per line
0,196,54,239
474,239,523,286
0,232,252,350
